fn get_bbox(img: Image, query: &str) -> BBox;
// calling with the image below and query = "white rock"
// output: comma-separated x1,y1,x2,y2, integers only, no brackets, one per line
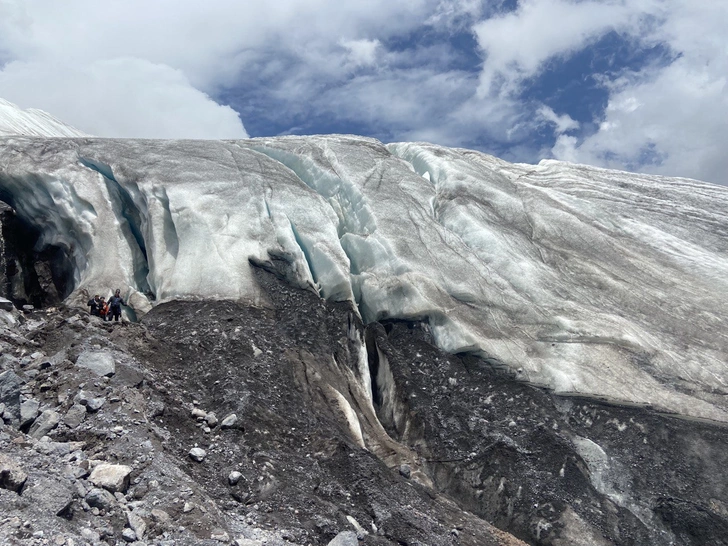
189,447,207,462
127,510,147,540
228,471,242,485
89,463,133,493
220,414,238,429
75,351,116,377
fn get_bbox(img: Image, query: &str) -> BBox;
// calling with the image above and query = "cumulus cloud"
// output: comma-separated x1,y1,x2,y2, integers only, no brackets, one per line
549,1,728,184
0,0,725,184
0,58,247,138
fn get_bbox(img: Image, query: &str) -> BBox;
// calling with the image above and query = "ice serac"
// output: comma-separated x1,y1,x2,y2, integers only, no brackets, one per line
0,135,727,424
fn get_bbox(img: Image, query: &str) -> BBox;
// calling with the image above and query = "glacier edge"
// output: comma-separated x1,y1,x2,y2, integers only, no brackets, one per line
1,135,728,424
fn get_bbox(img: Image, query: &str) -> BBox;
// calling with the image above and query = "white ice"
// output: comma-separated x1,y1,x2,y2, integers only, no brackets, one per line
1,130,727,424
0,98,88,138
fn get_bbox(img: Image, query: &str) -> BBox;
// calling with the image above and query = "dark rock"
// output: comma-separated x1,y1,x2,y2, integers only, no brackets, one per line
28,409,60,439
63,403,86,428
19,397,40,429
23,477,74,517
85,487,116,510
0,370,23,426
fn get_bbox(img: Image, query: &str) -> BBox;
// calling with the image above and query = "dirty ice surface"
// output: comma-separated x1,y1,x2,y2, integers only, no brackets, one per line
0,131,727,424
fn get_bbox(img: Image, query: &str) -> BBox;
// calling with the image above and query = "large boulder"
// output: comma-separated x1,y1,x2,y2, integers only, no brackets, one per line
89,464,132,493
23,476,74,517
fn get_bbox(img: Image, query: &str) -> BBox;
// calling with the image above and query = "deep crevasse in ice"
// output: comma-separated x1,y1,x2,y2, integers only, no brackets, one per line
1,134,727,424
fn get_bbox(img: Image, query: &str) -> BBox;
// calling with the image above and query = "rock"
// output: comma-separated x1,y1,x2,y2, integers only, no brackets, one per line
228,471,242,485
220,413,238,429
191,407,206,419
327,531,358,546
189,447,207,462
86,487,116,510
205,412,218,427
75,351,116,377
89,463,133,493
0,297,13,311
211,530,230,542
0,453,28,493
80,528,101,543
121,528,137,542
183,502,195,513
22,304,34,312
86,397,106,413
399,464,411,479
28,409,61,439
19,397,40,429
346,515,368,539
0,370,23,425
24,476,74,517
63,403,86,428
151,508,172,525
127,510,147,540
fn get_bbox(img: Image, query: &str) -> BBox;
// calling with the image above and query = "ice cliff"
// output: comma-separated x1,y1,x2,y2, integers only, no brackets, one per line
1,103,727,425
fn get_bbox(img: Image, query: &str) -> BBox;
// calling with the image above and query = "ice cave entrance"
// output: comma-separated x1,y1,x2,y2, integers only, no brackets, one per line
0,198,75,308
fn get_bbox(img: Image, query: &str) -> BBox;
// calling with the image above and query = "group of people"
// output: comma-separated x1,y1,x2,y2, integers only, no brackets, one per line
87,290,126,322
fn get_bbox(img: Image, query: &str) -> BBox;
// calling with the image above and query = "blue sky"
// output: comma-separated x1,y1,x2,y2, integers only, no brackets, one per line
0,0,726,184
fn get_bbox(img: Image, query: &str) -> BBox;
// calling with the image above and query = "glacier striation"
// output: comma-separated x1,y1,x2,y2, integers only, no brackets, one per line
0,133,727,424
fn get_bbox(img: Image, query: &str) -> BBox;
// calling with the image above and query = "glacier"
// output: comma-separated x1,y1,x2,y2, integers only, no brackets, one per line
1,111,727,425
0,98,88,138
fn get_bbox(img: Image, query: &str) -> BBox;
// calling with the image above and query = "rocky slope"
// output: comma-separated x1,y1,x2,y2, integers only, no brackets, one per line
2,263,727,546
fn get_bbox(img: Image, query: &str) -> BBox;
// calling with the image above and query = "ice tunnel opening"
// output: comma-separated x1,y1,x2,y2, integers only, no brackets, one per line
0,197,75,308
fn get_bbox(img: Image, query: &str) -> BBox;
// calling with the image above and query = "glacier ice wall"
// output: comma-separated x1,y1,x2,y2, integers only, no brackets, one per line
1,134,727,424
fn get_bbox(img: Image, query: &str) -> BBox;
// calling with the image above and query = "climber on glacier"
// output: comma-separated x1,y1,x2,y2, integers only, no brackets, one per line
87,295,101,317
107,289,126,322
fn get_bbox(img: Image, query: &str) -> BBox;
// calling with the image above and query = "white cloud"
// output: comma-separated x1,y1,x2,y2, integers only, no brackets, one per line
537,105,579,134
0,58,247,138
0,0,435,138
340,39,381,67
0,0,725,184
472,0,637,97
549,1,728,184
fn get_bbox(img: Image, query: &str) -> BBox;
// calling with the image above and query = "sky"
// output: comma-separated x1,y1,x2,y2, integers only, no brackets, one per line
0,0,726,185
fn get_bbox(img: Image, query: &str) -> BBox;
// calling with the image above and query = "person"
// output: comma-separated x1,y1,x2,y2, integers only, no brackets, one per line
99,297,109,321
87,295,101,316
108,289,126,322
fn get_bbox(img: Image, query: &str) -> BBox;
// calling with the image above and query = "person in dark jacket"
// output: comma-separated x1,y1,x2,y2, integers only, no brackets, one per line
108,289,126,322
87,295,101,316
